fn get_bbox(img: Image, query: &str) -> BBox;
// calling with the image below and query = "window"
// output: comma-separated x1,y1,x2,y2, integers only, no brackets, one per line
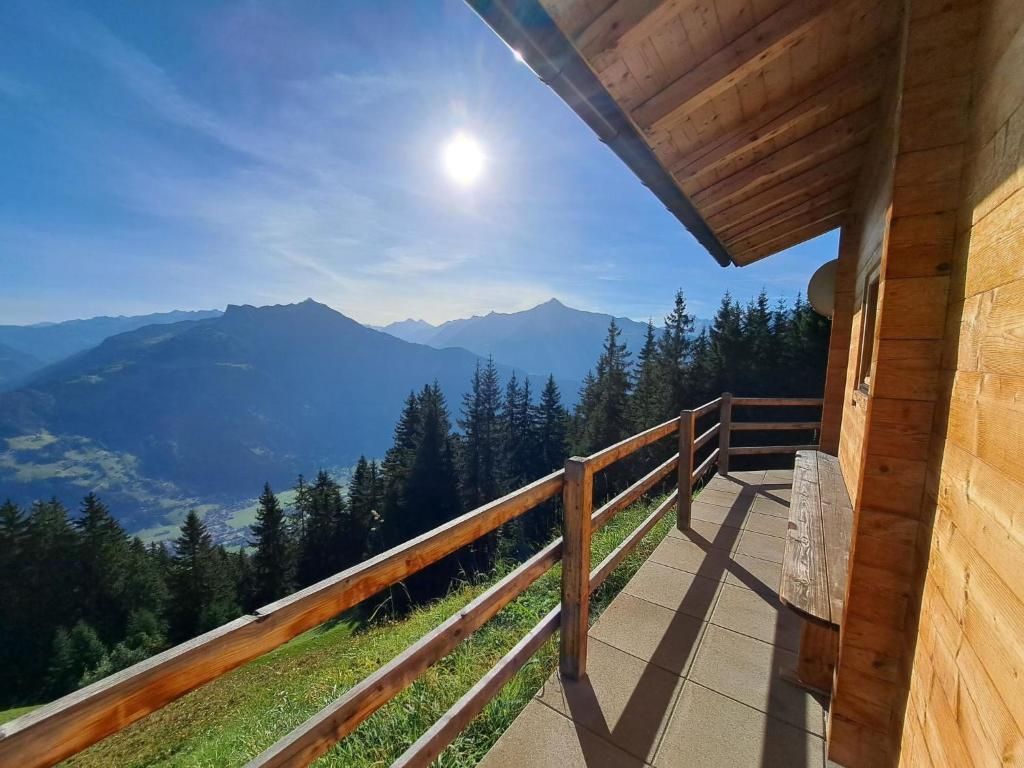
857,270,880,393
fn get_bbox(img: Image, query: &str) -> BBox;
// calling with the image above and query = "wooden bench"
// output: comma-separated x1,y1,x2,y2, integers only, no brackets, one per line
779,450,854,694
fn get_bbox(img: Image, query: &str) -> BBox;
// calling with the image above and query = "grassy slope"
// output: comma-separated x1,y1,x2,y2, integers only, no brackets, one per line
64,495,675,767
0,705,39,726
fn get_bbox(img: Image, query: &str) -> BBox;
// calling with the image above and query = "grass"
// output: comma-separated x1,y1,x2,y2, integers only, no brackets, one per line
0,705,39,726
64,494,676,768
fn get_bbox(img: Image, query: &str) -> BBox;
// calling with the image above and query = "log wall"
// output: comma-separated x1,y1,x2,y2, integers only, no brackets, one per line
821,0,1024,764
896,0,1024,764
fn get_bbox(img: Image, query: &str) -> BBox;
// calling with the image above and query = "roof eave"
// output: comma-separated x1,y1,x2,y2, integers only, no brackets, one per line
465,0,735,268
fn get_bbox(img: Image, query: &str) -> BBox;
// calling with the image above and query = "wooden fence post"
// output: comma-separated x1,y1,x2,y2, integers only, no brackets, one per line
677,410,694,530
560,457,592,680
718,392,732,475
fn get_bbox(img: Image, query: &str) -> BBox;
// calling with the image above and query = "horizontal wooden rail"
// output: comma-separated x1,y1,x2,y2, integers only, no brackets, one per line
0,471,564,768
247,540,563,767
731,397,824,407
729,444,820,456
730,421,821,431
691,448,720,484
693,422,720,451
395,490,679,767
591,453,678,531
587,416,680,472
392,607,562,768
693,397,723,418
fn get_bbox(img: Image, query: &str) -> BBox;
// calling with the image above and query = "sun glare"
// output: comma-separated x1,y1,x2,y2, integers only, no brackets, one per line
442,132,485,187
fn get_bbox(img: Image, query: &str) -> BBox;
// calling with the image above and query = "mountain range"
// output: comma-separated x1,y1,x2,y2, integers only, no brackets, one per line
0,297,703,541
380,298,702,380
0,309,222,389
0,301,560,536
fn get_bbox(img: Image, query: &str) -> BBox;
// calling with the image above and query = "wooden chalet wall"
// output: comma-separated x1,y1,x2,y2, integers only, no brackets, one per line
821,0,1024,764
897,0,1024,764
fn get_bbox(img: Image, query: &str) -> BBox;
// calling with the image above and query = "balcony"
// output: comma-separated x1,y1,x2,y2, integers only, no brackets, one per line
480,468,829,767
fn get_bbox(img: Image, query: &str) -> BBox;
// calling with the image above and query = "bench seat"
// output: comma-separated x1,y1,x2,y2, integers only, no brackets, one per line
779,450,854,693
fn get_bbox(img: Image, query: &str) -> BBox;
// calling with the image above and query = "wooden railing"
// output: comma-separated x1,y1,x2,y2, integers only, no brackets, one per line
0,393,822,768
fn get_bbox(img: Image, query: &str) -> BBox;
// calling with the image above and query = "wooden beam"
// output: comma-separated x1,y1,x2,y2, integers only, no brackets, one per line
592,451,678,531
718,392,733,475
705,146,864,231
693,101,878,212
669,47,889,181
587,414,679,471
677,410,694,530
716,179,853,243
731,421,823,431
730,444,821,455
732,210,847,263
632,0,834,134
560,457,592,680
725,196,851,254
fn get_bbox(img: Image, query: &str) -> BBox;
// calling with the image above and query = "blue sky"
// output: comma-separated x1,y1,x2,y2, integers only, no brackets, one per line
0,0,838,326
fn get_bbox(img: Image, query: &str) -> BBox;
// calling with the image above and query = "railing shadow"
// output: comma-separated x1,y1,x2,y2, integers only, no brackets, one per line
559,475,813,766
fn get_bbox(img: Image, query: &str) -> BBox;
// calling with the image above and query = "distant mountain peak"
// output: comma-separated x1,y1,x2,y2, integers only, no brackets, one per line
538,298,565,308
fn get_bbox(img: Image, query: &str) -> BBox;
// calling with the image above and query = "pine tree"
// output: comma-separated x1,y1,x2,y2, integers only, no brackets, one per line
501,372,534,491
167,511,239,642
573,319,632,457
348,456,383,561
46,621,107,697
630,320,669,431
0,500,28,705
75,493,135,644
458,357,503,510
403,383,465,599
289,474,311,542
251,483,295,607
297,471,350,586
381,392,422,552
658,289,695,413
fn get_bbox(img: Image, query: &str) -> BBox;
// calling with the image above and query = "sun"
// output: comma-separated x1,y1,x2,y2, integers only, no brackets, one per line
442,132,485,187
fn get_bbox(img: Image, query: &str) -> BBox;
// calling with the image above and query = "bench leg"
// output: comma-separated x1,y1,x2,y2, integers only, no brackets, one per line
782,620,838,695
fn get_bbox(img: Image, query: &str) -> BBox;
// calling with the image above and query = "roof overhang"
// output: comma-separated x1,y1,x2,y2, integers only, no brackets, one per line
466,0,899,267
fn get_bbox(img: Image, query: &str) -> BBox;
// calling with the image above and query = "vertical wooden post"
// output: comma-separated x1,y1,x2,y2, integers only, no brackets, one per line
676,410,694,531
718,392,732,476
560,457,592,680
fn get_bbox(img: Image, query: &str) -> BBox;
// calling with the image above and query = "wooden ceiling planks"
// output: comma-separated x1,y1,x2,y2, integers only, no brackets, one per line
535,0,901,264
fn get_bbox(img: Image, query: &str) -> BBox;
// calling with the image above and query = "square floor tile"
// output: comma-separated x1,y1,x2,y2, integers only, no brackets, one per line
725,553,783,594
695,488,752,510
649,536,734,581
689,624,825,735
737,530,786,564
590,592,706,677
690,500,750,529
710,583,802,652
749,495,791,517
537,638,683,763
655,682,824,768
624,560,721,620
479,699,648,768
669,519,739,551
744,511,789,538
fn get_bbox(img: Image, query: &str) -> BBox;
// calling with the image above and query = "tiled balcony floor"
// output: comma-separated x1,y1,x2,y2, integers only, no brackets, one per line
480,469,831,768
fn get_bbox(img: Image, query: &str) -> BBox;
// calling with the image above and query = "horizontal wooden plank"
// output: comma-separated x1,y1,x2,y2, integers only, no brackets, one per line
732,397,825,406
633,0,833,133
780,451,831,623
693,422,720,451
691,448,720,483
392,607,561,768
587,416,679,472
591,452,678,531
0,470,564,768
730,421,822,431
730,444,820,455
693,397,723,418
245,539,562,768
